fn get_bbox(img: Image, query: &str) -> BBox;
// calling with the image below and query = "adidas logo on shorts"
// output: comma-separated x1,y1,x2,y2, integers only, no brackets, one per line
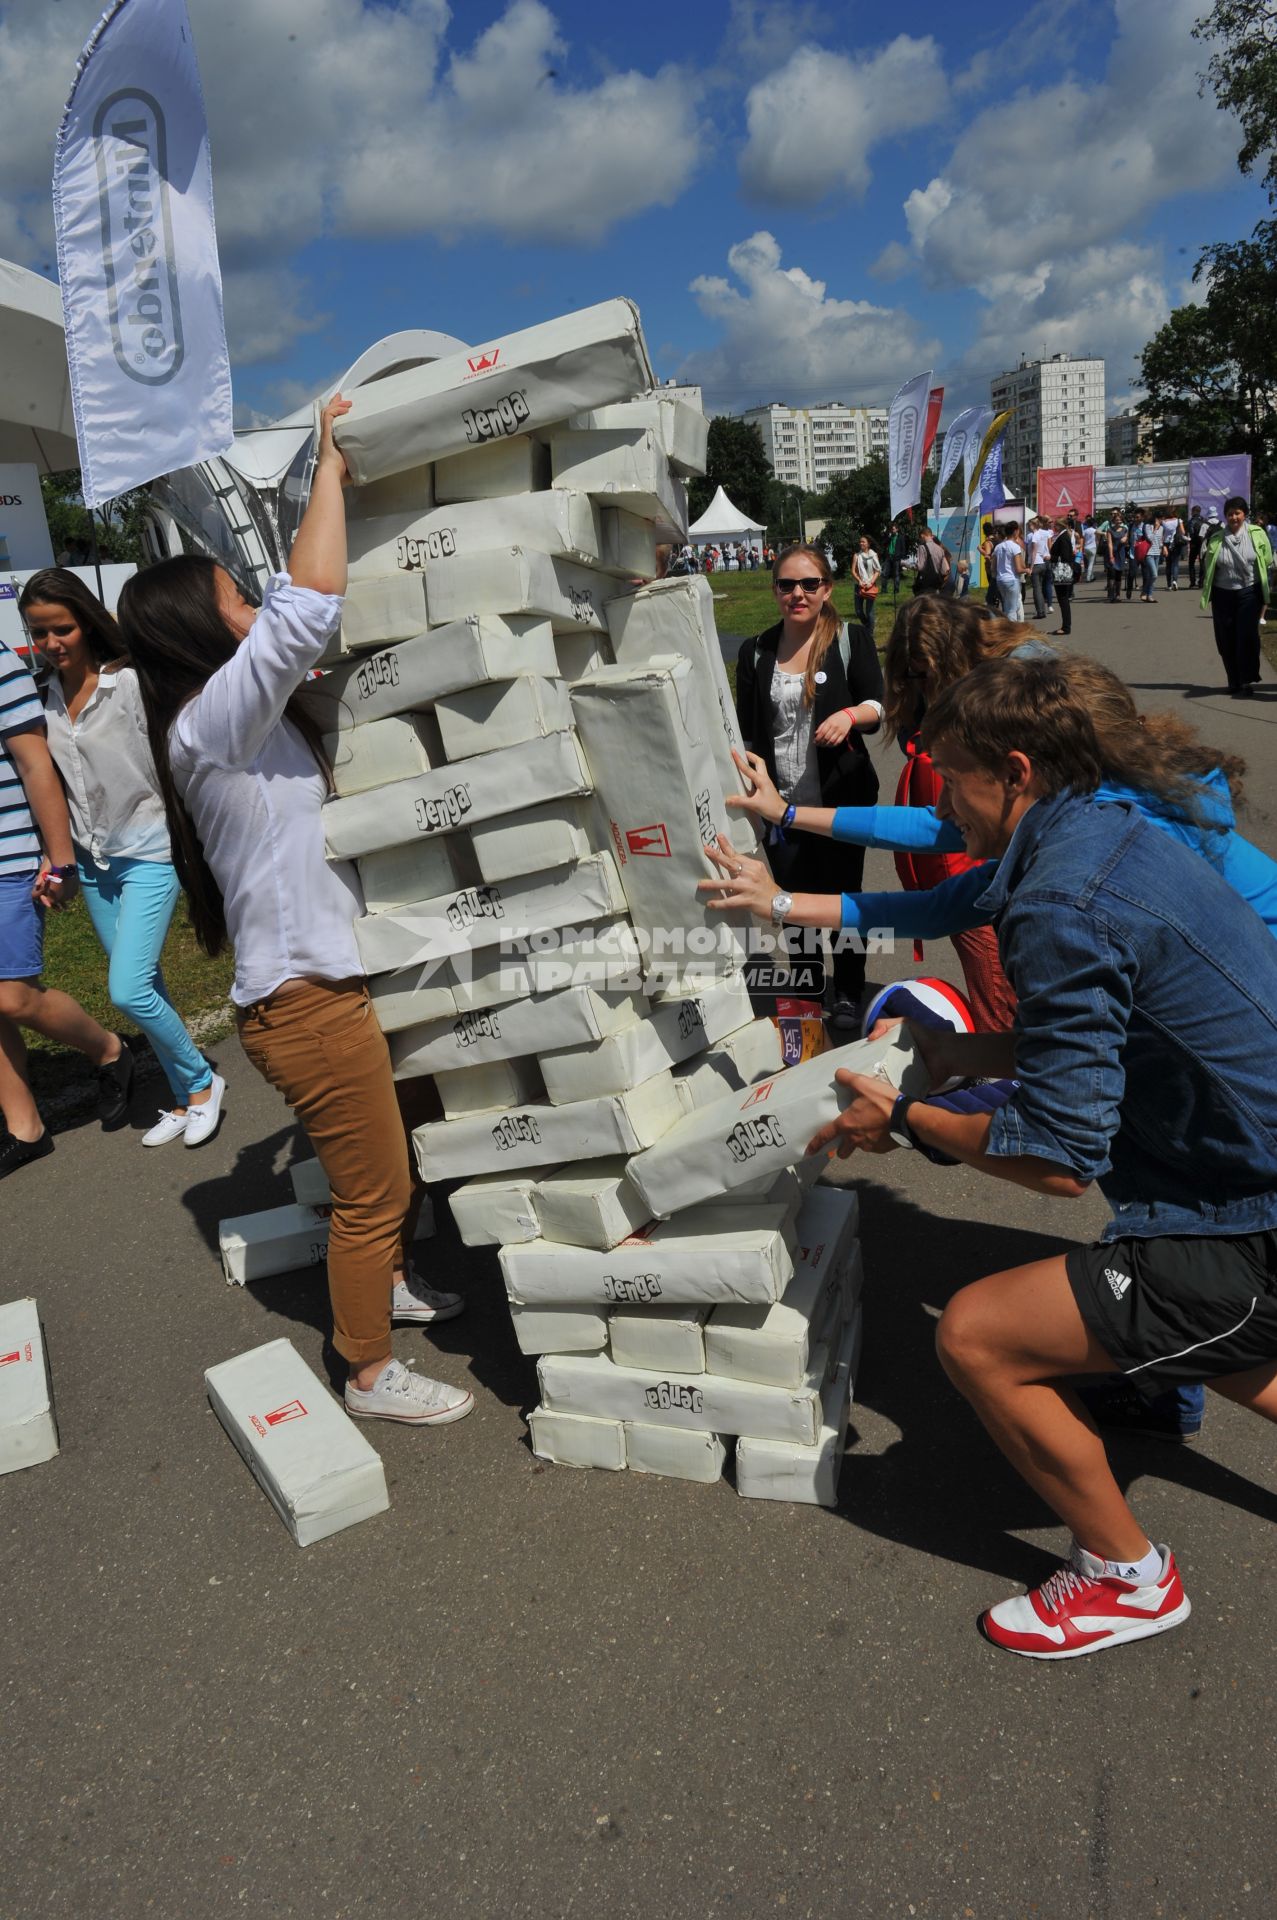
1104,1267,1133,1300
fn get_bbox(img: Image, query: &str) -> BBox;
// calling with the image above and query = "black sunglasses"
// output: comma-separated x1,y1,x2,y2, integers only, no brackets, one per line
775,575,823,593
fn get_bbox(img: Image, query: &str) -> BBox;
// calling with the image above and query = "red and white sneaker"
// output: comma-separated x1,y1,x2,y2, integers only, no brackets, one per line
981,1544,1190,1660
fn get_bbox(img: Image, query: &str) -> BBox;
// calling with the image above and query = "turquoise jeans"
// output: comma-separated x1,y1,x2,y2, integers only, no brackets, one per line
75,853,212,1105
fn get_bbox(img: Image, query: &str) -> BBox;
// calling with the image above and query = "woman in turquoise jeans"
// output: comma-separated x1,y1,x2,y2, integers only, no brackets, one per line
19,571,224,1147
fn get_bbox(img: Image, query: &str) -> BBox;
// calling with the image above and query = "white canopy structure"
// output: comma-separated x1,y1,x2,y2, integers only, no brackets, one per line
0,259,78,471
687,484,766,548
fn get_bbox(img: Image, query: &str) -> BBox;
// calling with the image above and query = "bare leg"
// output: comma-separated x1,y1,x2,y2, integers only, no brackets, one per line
0,978,121,1067
1207,1361,1277,1422
0,1012,41,1139
936,1255,1152,1563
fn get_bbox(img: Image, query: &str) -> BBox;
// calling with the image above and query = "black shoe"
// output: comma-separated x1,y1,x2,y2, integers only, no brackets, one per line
0,1129,55,1180
97,1041,135,1128
826,996,862,1035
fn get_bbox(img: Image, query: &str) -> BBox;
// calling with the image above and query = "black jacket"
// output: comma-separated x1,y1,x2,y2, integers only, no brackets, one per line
735,619,883,809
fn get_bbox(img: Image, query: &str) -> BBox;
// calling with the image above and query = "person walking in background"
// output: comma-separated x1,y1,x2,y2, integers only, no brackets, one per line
1124,512,1141,599
1049,520,1076,637
1187,505,1206,589
1162,507,1186,591
1026,517,1054,620
993,523,1025,620
0,633,135,1178
19,571,224,1149
851,535,881,638
883,524,904,593
979,521,1000,610
1105,512,1128,603
735,545,884,1031
1134,514,1163,601
1200,495,1272,698
1082,517,1098,582
912,524,953,597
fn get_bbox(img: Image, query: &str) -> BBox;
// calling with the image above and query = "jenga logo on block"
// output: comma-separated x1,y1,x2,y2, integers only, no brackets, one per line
626,824,671,858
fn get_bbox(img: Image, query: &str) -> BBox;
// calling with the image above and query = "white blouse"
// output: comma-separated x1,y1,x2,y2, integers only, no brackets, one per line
169,574,362,1007
770,667,821,805
43,666,171,869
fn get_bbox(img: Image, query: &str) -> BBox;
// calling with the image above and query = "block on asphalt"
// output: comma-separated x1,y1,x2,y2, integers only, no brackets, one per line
734,1308,863,1507
624,1424,726,1483
0,1298,58,1476
527,1405,627,1471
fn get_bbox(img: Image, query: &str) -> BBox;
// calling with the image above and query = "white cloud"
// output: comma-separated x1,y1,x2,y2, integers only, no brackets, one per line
740,38,949,202
679,231,940,412
221,267,329,367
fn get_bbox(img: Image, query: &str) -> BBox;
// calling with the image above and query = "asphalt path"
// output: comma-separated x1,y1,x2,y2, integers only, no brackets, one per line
4,579,1276,1918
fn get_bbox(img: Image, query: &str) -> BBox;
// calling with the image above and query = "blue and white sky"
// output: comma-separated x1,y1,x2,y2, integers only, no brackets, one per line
0,0,1264,426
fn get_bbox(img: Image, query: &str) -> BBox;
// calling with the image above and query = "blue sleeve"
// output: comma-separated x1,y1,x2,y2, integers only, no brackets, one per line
1219,831,1277,938
840,865,996,935
829,804,966,853
985,899,1132,1181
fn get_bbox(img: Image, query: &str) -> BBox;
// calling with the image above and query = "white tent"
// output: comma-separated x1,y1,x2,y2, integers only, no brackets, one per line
687,484,766,551
0,260,78,471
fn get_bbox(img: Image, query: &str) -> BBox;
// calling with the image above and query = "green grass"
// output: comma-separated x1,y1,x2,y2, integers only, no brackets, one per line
707,569,908,643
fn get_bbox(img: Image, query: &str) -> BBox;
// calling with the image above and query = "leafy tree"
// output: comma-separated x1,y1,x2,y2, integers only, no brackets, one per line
1194,1,1277,200
38,472,150,566
687,416,773,524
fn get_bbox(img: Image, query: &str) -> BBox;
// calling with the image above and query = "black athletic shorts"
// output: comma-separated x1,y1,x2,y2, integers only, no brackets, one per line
1066,1229,1277,1385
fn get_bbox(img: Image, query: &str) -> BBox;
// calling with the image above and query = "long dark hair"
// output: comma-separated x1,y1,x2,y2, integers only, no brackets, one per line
117,556,332,956
18,568,123,670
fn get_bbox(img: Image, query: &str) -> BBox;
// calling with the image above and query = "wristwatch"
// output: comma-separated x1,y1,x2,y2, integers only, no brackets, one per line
770,892,793,926
888,1092,917,1150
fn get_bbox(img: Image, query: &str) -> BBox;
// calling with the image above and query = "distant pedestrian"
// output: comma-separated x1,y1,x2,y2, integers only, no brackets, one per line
993,523,1026,621
1133,515,1162,601
1161,508,1186,591
1048,519,1076,637
852,535,881,637
1026,517,1054,619
1187,506,1206,589
1082,516,1098,582
1105,512,1129,603
1200,495,1272,698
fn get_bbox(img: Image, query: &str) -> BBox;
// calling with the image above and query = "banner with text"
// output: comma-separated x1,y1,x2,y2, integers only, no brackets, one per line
1187,455,1253,515
936,405,984,499
888,369,933,522
53,0,233,505
1036,466,1095,519
0,464,55,570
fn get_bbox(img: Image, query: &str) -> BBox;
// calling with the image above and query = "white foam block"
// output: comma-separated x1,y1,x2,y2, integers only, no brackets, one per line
609,1303,706,1374
219,1200,435,1284
537,1347,828,1445
449,1169,553,1247
0,1298,58,1475
447,917,643,1013
607,575,760,857
391,984,641,1078
538,973,753,1105
550,427,687,530
510,1303,608,1357
627,1029,924,1218
705,1188,860,1388
354,853,626,975
323,729,592,861
349,488,603,582
288,1159,329,1208
527,1405,627,1471
530,1156,650,1251
555,632,613,680
325,714,437,798
334,299,653,484
357,834,475,917
434,676,571,761
569,394,709,477
671,1018,785,1115
569,659,750,988
433,433,550,502
597,506,660,578
469,797,600,884
414,1075,682,1182
425,548,617,634
346,465,434,517
367,961,456,1033
204,1340,389,1547
624,1424,725,1482
734,1309,863,1507
437,1056,542,1120
339,574,430,652
499,1203,795,1308
308,616,557,733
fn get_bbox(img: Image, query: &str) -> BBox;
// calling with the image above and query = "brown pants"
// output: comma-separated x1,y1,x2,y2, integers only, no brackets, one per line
238,978,413,1366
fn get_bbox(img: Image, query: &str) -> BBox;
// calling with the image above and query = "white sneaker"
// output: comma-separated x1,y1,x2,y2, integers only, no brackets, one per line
184,1073,226,1147
391,1263,464,1324
142,1108,189,1147
344,1358,474,1426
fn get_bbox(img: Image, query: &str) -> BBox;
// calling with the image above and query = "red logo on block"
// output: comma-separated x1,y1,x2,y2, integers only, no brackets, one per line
741,1078,776,1108
626,824,671,858
467,349,500,373
264,1400,307,1427
0,1350,20,1367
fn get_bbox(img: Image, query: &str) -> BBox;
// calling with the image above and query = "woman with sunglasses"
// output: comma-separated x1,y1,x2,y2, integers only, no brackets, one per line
17,570,223,1147
735,545,884,1030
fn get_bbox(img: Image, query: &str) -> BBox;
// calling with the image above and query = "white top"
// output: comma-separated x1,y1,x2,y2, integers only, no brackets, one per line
770,667,821,805
1027,528,1051,566
43,665,171,869
1082,525,1098,551
169,574,361,1007
852,550,880,586
994,539,1022,584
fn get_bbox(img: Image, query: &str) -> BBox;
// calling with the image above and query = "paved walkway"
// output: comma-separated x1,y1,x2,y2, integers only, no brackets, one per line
5,580,1276,1919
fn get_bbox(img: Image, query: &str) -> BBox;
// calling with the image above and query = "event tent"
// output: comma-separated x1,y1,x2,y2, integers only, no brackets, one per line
687,485,766,550
0,259,78,471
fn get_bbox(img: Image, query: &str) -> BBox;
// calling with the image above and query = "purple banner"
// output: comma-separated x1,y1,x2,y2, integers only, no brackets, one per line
1188,455,1252,514
978,439,1006,512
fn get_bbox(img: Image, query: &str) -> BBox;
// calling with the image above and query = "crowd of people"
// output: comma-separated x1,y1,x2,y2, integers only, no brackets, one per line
3,433,1276,1660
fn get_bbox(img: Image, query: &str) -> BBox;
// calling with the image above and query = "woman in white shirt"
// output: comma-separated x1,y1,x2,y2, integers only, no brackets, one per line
117,397,472,1432
18,571,223,1148
851,535,882,636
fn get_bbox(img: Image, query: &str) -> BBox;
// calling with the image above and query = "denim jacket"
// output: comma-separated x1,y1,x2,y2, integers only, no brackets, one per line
973,790,1277,1241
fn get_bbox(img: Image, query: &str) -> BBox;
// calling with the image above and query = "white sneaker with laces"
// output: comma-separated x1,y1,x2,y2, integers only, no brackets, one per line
142,1109,189,1148
391,1263,464,1324
184,1073,226,1148
344,1358,474,1426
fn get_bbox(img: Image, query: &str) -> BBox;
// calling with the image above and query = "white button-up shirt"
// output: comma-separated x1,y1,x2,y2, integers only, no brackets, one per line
170,574,361,1007
43,665,171,869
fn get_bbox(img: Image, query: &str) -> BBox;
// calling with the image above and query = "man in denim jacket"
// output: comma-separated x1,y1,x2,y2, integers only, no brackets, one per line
810,655,1277,1661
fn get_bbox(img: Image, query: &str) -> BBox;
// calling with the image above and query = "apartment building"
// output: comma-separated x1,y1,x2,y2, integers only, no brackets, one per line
989,354,1106,499
742,402,889,492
